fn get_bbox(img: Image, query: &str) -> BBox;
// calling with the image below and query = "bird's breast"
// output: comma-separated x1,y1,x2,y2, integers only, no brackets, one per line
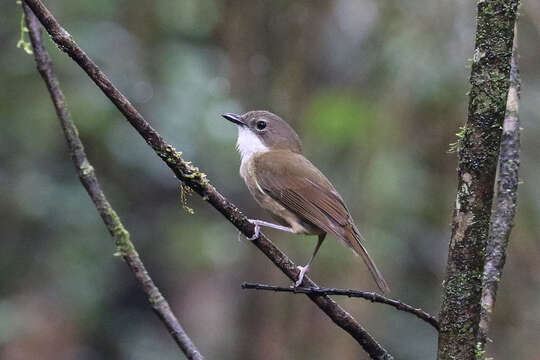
240,155,274,206
240,154,322,235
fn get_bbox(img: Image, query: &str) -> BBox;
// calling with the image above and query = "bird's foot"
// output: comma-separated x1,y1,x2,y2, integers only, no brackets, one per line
246,219,260,241
294,265,310,287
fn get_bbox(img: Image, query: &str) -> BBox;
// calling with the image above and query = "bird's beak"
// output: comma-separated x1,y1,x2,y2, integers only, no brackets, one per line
221,113,245,126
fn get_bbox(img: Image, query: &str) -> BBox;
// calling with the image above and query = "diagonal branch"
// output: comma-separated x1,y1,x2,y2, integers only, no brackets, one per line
478,26,521,349
22,0,393,358
22,5,204,360
241,282,440,330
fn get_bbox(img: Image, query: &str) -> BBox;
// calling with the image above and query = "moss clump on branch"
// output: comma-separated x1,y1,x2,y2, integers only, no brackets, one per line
448,126,471,154
104,207,133,257
16,4,33,55
179,183,195,215
157,145,209,188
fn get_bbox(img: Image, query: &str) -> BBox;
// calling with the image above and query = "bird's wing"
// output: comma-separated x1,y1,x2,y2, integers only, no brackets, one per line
253,150,391,294
253,151,352,239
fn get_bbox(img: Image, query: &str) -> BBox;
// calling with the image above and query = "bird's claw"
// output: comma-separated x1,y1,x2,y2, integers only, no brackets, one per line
294,265,310,287
247,220,260,241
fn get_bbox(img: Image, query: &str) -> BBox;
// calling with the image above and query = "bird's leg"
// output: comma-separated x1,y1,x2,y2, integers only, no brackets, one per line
246,219,294,240
295,234,326,287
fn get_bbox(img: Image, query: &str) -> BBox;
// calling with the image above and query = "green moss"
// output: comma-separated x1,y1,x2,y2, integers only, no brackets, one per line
16,6,33,55
444,270,483,299
474,342,494,360
79,159,94,177
179,183,195,215
440,2,518,356
448,125,471,154
149,293,165,305
105,207,134,257
157,145,209,187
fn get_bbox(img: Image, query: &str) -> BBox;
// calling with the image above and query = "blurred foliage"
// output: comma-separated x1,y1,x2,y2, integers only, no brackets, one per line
302,91,377,147
1,0,539,359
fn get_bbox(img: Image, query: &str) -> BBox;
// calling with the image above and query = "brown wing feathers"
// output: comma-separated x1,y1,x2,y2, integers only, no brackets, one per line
347,226,391,294
254,151,390,293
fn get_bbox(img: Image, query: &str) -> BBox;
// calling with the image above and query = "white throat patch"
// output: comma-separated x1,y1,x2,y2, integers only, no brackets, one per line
236,126,268,163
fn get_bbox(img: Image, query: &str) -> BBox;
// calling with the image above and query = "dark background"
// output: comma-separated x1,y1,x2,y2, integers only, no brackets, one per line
1,1,539,359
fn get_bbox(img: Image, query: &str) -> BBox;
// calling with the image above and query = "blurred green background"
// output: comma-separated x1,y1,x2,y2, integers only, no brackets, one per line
1,1,539,359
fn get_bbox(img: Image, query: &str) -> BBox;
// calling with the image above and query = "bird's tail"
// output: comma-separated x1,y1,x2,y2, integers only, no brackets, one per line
346,226,391,294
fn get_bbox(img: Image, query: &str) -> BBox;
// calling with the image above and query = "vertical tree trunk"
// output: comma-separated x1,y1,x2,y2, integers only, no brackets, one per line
478,26,521,350
437,1,519,359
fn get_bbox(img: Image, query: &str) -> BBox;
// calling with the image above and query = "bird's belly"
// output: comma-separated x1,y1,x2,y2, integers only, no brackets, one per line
240,157,322,235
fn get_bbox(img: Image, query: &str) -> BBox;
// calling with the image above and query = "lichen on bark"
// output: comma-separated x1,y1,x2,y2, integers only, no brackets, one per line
437,1,520,359
478,24,520,351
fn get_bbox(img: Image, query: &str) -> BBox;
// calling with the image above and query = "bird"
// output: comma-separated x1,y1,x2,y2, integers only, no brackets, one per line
222,110,390,293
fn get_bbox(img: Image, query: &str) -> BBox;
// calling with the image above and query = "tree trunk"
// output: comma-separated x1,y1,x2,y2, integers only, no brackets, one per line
437,1,519,359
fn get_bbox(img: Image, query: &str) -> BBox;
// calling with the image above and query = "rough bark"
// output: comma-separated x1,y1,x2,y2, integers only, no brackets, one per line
22,0,392,358
22,5,204,360
437,1,519,359
478,27,520,350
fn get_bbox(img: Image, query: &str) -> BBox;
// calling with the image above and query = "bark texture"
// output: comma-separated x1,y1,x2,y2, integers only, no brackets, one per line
437,1,519,359
478,27,520,350
22,0,392,358
22,5,204,360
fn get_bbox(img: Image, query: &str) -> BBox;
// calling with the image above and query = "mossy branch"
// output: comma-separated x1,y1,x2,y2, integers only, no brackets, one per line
22,5,204,360
437,1,520,359
22,0,393,358
478,25,521,351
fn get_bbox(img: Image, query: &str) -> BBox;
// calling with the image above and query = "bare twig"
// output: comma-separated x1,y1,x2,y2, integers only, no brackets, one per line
21,0,392,358
478,26,521,349
437,1,520,359
22,5,204,360
242,282,440,330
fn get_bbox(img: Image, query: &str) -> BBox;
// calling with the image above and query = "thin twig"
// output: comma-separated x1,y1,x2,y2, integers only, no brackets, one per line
242,282,440,330
21,0,393,358
22,5,204,360
478,25,521,349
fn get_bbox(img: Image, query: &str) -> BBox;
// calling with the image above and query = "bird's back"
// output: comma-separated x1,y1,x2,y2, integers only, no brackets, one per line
252,150,390,293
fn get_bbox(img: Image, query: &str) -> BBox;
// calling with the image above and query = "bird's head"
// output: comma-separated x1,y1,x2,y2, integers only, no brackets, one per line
222,110,302,159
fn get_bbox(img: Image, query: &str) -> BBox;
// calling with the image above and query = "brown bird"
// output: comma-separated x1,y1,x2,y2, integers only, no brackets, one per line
222,111,390,293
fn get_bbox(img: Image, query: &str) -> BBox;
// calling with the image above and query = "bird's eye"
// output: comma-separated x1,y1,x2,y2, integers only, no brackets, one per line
255,120,267,131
